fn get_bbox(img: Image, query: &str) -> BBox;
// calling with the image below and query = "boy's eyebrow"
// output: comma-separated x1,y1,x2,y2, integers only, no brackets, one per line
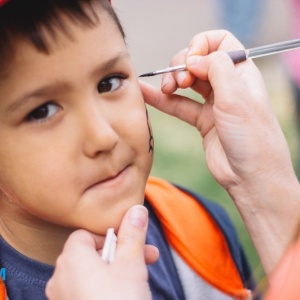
91,52,130,77
7,52,130,113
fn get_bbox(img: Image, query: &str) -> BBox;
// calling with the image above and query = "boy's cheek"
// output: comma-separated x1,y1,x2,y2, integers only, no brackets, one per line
0,101,153,235
145,107,154,153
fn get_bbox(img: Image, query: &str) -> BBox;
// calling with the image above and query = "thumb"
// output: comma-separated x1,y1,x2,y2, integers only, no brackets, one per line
116,205,148,261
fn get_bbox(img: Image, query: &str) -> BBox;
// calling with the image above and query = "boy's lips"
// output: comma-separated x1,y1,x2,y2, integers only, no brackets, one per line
85,165,131,191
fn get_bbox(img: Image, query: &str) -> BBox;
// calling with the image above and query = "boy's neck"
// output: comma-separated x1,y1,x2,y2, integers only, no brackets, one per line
0,202,73,265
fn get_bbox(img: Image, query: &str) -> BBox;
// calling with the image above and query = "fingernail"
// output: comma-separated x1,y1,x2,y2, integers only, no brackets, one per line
186,55,202,67
161,75,171,90
129,205,148,229
177,71,187,86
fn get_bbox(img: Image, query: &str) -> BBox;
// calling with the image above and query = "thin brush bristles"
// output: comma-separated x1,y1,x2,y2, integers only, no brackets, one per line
139,72,155,77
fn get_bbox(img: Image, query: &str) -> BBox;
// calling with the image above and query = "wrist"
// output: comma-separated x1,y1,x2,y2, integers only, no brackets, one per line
228,165,300,211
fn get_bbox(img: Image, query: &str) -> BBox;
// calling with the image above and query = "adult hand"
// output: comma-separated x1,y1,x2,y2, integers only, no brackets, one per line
46,205,158,300
141,30,291,195
140,30,300,274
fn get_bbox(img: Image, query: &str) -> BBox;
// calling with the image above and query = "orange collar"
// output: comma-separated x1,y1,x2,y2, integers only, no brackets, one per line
145,177,250,299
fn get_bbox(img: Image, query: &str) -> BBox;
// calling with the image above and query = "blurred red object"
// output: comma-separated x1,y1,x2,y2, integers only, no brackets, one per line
0,0,9,7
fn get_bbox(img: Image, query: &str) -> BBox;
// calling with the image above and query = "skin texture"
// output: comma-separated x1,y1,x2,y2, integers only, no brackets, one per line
140,30,300,275
0,5,152,265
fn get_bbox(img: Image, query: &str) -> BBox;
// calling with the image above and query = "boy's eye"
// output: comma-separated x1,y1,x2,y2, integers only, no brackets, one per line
27,102,60,122
97,75,126,93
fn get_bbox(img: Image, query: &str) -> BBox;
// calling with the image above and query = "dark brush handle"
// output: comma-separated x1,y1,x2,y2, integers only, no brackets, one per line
227,50,248,63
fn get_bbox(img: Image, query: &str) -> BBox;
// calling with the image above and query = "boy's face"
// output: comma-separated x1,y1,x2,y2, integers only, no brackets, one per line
0,7,153,234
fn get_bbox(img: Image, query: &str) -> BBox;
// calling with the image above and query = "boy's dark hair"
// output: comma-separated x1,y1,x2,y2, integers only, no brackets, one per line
0,0,125,70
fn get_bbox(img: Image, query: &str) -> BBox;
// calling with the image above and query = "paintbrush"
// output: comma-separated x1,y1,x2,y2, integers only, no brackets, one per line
139,38,300,77
102,228,117,264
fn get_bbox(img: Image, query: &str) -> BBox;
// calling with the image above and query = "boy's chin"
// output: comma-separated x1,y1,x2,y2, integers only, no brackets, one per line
82,205,142,236
74,187,147,235
88,219,123,236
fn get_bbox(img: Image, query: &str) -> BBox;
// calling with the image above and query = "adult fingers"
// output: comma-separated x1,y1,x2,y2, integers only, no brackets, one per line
187,30,244,56
62,229,106,255
186,49,268,118
140,80,205,129
46,230,106,299
161,48,195,94
144,244,159,265
115,205,149,263
161,30,245,96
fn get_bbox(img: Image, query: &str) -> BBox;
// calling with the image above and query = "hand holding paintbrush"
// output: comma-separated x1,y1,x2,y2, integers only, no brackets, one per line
139,38,300,77
139,30,300,276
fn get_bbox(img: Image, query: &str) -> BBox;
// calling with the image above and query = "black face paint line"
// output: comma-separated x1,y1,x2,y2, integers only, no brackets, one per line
146,107,154,153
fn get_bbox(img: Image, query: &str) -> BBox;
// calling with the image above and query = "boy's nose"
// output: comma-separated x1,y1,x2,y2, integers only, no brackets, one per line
80,107,119,158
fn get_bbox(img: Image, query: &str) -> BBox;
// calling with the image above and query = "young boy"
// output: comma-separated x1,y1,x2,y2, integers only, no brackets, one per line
0,0,258,299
